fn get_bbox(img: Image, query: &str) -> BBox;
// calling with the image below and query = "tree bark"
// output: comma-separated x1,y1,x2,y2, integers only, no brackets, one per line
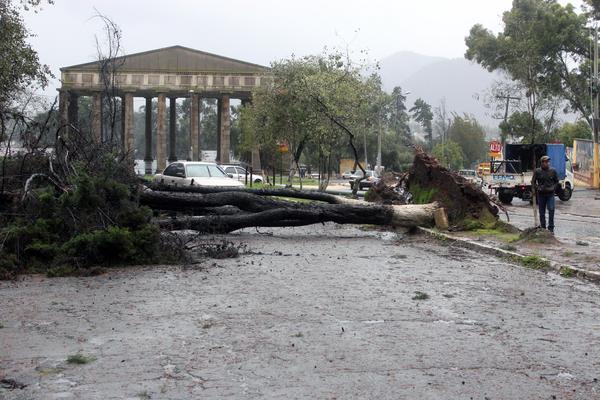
146,183,353,204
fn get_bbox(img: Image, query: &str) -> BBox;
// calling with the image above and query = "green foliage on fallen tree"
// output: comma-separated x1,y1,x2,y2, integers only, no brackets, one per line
0,171,161,279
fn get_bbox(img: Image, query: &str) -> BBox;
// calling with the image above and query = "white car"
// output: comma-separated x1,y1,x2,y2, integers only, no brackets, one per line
153,162,244,187
458,169,483,187
221,164,264,183
341,170,357,179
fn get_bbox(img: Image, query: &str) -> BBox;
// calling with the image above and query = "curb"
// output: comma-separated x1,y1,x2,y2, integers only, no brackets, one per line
416,227,600,284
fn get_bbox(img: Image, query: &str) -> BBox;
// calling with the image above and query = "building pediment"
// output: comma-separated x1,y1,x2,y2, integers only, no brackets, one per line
61,45,270,74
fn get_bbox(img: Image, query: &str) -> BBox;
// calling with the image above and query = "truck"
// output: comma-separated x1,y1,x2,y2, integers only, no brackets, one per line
483,143,574,204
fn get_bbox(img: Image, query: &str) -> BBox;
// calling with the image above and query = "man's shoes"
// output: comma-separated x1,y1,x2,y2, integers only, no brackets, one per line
548,228,554,234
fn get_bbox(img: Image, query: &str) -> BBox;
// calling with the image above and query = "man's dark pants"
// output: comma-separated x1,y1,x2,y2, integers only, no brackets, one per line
537,193,555,231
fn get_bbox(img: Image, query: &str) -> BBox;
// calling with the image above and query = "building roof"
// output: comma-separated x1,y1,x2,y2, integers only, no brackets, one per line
61,45,270,74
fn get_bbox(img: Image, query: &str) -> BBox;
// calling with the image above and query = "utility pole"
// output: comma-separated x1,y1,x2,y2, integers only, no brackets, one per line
594,28,600,188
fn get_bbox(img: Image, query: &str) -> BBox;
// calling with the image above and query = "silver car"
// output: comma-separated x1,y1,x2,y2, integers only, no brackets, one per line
154,162,244,187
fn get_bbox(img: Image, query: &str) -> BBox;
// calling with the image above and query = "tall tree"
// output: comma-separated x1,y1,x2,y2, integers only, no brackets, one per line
555,119,592,146
432,139,464,170
410,98,433,147
448,115,488,168
433,98,450,142
390,86,411,142
499,111,546,143
465,0,591,132
242,51,385,190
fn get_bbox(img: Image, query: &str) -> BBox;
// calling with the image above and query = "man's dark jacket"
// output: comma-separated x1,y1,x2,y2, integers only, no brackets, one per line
531,167,559,195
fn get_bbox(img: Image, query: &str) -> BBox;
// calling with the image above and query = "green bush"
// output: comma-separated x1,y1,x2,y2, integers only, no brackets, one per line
62,225,159,266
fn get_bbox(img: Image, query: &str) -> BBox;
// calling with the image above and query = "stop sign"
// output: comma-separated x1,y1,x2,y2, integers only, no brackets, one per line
489,140,502,153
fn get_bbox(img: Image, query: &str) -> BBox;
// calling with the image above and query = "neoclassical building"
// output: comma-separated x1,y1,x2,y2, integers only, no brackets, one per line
58,45,270,173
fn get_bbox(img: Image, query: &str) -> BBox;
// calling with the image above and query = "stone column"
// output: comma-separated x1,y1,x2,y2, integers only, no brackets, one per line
156,94,167,172
67,92,79,135
190,94,200,161
144,97,153,174
216,98,222,162
58,91,69,134
168,97,177,162
91,93,102,143
57,90,69,153
218,95,231,164
122,93,134,153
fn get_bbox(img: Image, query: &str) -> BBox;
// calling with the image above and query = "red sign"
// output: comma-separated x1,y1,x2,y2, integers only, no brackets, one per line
278,142,289,153
489,140,502,153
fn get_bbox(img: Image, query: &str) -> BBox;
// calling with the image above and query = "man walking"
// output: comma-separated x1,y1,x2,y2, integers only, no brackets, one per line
531,155,559,233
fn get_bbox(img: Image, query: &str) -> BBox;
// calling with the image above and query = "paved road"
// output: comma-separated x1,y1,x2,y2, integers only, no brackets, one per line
500,188,600,243
2,225,600,399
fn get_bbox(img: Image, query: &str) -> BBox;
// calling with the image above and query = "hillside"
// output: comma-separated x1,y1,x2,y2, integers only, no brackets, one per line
379,51,503,129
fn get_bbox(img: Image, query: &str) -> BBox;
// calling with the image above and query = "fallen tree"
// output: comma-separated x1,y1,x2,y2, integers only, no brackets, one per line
141,149,501,234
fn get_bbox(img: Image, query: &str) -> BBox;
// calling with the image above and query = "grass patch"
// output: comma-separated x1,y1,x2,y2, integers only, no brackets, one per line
137,391,152,399
473,228,520,243
519,255,551,270
410,184,438,204
563,251,576,258
462,216,520,243
559,266,575,277
245,182,270,189
412,291,430,300
66,353,96,365
291,332,304,338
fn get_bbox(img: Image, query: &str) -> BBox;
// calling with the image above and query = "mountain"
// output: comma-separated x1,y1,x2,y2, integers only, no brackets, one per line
379,51,502,129
379,51,445,87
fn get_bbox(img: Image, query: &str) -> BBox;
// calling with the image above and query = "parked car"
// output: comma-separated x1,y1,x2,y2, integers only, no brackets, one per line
221,164,264,183
458,169,483,187
153,162,244,187
350,170,380,191
341,170,357,179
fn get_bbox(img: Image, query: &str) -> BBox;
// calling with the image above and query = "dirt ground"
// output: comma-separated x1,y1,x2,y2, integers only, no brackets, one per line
2,224,600,399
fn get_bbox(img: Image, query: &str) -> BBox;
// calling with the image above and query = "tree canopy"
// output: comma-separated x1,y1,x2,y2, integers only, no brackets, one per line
465,0,592,129
447,115,487,168
0,0,52,108
410,98,433,147
432,139,464,171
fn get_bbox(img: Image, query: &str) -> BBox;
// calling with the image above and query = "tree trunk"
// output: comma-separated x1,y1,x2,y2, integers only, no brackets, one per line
141,189,437,234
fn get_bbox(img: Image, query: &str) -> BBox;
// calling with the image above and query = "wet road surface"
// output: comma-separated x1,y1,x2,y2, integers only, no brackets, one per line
500,187,600,243
1,225,600,399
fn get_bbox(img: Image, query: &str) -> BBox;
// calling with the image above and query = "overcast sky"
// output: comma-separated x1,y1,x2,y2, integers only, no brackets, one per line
23,0,585,97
